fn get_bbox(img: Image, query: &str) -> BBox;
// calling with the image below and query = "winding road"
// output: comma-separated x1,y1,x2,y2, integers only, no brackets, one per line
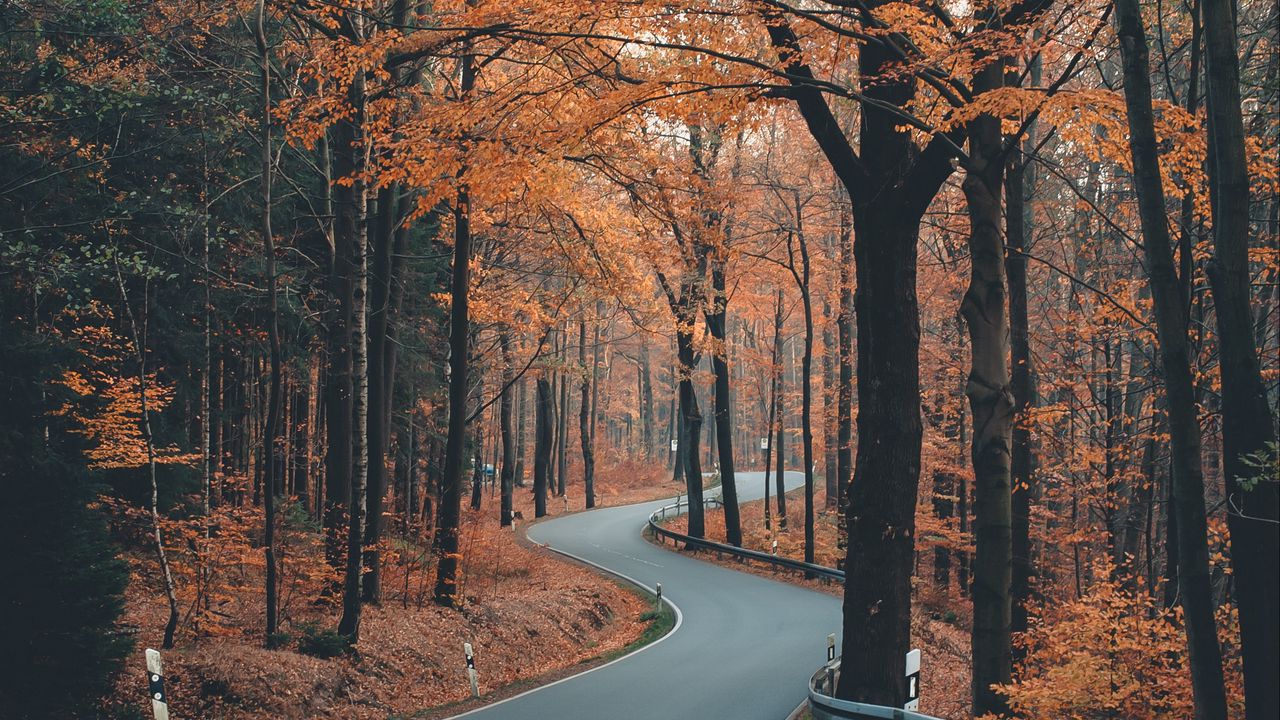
447,471,842,720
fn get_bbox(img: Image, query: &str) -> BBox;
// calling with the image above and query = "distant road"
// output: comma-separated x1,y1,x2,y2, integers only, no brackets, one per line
446,471,842,720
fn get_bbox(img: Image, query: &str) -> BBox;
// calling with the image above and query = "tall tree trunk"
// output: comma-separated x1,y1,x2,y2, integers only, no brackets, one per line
764,9,959,705
514,375,527,487
822,299,837,509
1202,1,1280,713
556,331,570,498
114,271,180,649
470,419,483,511
639,338,654,458
1114,3,1229,715
788,212,817,569
772,289,788,529
337,53,369,639
706,256,741,546
960,58,1014,715
431,50,475,609
579,320,596,509
322,124,352,589
677,332,706,538
763,328,778,532
836,207,853,518
534,376,552,518
253,0,281,641
1005,59,1039,652
432,190,472,605
363,185,398,604
500,332,516,526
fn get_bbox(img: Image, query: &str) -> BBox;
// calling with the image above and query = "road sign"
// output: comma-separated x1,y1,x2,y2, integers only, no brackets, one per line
760,437,768,450
670,438,678,452
904,648,921,711
145,649,170,720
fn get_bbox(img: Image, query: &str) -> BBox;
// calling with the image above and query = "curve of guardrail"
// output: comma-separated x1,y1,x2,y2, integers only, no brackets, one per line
645,494,845,582
808,660,941,720
647,493,943,720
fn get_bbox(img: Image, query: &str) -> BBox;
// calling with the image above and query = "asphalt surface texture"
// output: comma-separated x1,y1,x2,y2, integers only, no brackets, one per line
446,470,842,720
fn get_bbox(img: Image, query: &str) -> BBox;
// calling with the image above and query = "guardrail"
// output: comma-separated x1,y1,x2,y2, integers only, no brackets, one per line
646,494,845,582
809,659,941,720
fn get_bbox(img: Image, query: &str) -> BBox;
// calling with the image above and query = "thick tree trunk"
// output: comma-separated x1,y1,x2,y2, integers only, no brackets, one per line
706,260,741,546
432,49,475,609
1201,2,1280,714
677,331,705,538
432,184,472,607
961,63,1014,714
534,376,552,518
836,200,926,706
764,9,957,705
1114,4,1229,716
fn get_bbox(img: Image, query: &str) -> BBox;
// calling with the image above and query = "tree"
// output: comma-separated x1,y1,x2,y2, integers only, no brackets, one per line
1200,1,1280,713
534,374,553,518
253,0,282,641
579,319,597,509
0,319,131,719
1114,0,1229,714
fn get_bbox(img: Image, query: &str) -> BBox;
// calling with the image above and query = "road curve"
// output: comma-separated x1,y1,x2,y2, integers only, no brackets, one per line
446,471,842,720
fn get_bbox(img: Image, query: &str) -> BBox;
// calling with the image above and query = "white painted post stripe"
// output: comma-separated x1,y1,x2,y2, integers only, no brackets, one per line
145,648,170,720
904,648,921,711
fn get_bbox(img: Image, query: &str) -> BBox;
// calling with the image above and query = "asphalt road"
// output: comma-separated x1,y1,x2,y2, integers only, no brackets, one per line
446,470,842,720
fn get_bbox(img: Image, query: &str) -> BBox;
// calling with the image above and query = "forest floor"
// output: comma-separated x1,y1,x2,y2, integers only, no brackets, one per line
658,483,972,720
104,459,683,720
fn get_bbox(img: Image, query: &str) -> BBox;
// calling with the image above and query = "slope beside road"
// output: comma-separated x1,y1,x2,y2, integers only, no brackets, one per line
446,471,841,720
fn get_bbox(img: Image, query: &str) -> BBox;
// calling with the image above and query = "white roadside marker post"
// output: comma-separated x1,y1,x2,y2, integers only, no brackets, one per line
145,648,170,720
824,634,837,694
464,642,479,698
655,582,662,612
904,648,921,711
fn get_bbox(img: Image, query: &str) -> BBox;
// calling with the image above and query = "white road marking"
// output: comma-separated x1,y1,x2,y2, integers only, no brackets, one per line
589,542,664,567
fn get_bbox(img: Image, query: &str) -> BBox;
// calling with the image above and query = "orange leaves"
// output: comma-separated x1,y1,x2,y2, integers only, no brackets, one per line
1002,569,1246,719
53,312,197,471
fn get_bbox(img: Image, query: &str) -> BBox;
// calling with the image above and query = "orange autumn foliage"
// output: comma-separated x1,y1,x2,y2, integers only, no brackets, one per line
1000,566,1245,719
53,311,197,470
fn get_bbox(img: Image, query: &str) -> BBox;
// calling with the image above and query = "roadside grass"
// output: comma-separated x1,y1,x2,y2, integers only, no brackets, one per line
603,599,675,663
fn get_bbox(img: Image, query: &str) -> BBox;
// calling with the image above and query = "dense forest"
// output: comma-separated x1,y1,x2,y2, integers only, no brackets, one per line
0,0,1276,718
